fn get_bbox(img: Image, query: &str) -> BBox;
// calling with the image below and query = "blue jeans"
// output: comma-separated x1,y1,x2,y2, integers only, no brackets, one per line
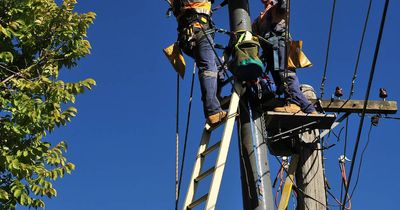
193,33,222,117
263,37,316,113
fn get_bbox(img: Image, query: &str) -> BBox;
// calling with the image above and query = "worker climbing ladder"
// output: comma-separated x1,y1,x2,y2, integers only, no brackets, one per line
183,82,243,210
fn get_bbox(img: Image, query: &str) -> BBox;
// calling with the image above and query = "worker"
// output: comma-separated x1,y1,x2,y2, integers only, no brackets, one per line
171,0,227,124
253,0,317,114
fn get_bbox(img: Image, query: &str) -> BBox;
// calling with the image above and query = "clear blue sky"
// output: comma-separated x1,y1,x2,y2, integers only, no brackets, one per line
34,0,400,209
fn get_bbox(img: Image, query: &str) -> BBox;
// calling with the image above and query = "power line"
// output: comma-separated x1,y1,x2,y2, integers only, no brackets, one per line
348,0,373,99
350,123,374,198
320,0,337,99
341,1,390,209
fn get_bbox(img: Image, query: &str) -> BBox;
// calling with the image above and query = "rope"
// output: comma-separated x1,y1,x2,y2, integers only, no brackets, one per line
339,117,349,202
175,74,180,210
175,63,197,210
341,1,390,209
348,0,373,99
283,0,291,91
279,0,293,103
320,0,337,99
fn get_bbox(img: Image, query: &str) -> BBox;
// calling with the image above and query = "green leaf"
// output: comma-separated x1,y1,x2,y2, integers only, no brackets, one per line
13,189,22,198
0,52,14,63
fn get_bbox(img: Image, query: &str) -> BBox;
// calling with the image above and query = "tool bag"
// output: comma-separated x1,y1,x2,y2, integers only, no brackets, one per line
163,42,186,78
288,40,312,70
230,32,264,81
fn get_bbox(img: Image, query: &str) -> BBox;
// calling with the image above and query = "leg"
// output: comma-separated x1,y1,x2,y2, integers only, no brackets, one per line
193,33,224,118
271,37,316,113
279,70,316,113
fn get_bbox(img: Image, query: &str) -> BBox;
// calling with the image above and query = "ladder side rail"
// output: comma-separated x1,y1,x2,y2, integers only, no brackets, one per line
183,130,212,209
205,83,243,210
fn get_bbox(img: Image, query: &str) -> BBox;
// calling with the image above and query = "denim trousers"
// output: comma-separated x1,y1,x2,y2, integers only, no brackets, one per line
263,37,316,113
193,33,222,117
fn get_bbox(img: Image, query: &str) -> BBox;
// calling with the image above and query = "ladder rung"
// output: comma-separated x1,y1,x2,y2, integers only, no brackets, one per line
187,193,209,210
200,141,221,157
205,121,224,132
195,167,215,183
205,113,238,132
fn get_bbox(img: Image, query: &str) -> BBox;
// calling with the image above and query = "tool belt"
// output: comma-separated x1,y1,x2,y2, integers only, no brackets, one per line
177,12,213,57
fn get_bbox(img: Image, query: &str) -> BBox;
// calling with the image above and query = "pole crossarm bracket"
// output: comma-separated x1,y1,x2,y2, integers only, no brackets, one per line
310,99,397,114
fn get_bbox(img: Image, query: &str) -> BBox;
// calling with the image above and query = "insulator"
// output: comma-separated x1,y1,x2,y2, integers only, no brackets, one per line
371,115,380,126
379,88,388,99
335,86,343,98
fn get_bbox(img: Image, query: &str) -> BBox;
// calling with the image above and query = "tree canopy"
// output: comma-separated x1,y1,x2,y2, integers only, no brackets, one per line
0,0,95,209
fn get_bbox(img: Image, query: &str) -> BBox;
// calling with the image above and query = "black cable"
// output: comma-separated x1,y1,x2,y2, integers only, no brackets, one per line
320,0,337,99
341,1,390,209
271,155,329,208
350,123,373,198
348,0,373,99
175,64,197,210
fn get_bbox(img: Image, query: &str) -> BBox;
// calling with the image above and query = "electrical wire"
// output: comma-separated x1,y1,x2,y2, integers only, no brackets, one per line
348,0,373,99
271,155,329,208
320,0,337,99
350,123,374,198
341,1,390,209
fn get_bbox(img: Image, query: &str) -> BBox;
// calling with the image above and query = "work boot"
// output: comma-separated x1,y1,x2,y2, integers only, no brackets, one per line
207,111,227,125
273,103,302,113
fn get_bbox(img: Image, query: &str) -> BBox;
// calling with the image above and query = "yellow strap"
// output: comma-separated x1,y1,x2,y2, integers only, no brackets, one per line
278,154,299,210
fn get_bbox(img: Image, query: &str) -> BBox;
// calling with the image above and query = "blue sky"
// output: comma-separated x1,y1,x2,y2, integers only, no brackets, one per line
32,0,400,209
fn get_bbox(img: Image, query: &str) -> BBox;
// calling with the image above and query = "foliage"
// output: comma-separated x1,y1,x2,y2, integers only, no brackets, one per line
0,0,95,209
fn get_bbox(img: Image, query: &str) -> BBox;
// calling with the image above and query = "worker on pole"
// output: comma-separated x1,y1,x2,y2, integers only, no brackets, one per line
170,0,227,124
253,0,317,114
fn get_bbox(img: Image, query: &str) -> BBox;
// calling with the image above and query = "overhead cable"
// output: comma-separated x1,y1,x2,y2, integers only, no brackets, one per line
348,0,373,99
320,0,337,99
341,1,390,209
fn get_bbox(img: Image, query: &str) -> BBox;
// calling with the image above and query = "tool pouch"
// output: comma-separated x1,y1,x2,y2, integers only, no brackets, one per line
230,33,264,81
163,42,186,78
288,40,313,70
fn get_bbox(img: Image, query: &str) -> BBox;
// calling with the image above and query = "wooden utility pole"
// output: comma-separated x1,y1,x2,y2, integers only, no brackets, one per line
296,85,327,210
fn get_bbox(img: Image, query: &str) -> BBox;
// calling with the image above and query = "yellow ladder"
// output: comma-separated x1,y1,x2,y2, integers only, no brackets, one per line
183,82,243,210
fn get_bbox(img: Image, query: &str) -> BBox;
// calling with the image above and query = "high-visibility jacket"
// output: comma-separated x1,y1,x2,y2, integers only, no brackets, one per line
172,0,212,18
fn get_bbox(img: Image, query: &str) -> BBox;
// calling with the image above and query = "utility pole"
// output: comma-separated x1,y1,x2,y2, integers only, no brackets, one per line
296,85,327,210
228,1,274,210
